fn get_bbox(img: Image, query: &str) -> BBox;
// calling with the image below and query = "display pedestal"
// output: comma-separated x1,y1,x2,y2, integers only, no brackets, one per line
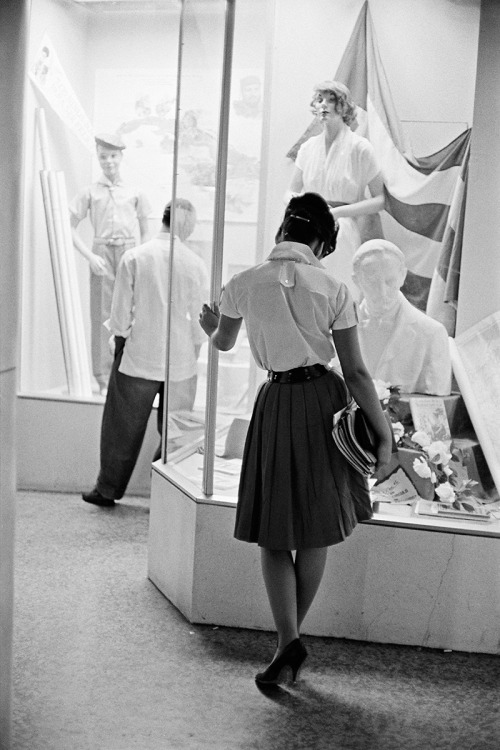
17,394,159,495
148,462,500,654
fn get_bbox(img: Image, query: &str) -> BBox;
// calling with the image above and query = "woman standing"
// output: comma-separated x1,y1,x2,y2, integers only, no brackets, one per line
199,193,392,685
289,81,385,295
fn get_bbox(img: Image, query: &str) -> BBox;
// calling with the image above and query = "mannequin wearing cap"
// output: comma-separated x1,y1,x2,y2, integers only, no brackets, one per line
69,132,151,393
352,240,452,395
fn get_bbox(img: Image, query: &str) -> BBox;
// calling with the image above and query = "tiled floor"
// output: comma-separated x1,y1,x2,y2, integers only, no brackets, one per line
12,491,499,750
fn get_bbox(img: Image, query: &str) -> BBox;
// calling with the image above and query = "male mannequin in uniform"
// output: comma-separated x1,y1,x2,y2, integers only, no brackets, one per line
352,239,452,395
70,133,151,393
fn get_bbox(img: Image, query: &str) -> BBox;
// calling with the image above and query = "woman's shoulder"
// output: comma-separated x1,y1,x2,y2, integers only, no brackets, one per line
225,262,266,290
304,265,351,295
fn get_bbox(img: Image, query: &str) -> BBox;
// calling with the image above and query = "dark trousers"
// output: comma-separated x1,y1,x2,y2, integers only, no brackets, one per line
95,340,198,499
96,343,163,500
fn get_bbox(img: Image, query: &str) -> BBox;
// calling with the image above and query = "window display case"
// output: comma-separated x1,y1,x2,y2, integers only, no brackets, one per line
22,0,181,399
149,0,500,654
155,0,499,518
19,0,499,652
18,0,182,494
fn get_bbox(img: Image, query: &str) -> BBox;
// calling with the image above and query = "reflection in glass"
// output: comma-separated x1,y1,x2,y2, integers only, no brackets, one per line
163,0,226,468
163,0,269,495
163,0,479,500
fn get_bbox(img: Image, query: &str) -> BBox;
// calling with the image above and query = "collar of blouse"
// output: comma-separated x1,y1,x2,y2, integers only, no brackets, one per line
267,241,324,288
267,241,323,268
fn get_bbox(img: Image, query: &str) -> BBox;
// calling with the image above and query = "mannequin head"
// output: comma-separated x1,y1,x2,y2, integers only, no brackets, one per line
310,80,357,125
94,133,125,183
352,240,407,317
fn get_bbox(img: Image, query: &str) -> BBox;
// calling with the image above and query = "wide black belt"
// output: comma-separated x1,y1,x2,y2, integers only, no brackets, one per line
267,364,328,384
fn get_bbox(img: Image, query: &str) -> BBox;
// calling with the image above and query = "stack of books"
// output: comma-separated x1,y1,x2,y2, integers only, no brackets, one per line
415,498,492,522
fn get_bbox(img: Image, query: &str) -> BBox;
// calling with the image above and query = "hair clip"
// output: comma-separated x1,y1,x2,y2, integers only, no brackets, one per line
289,214,311,223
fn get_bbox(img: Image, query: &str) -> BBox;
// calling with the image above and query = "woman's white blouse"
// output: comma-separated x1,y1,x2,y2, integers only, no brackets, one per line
219,241,358,372
295,125,380,204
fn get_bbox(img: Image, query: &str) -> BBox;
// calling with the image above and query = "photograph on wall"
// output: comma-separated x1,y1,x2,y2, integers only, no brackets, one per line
226,69,264,221
29,33,94,152
174,69,264,223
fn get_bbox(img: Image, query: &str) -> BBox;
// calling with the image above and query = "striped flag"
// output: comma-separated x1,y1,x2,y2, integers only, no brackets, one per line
287,1,470,331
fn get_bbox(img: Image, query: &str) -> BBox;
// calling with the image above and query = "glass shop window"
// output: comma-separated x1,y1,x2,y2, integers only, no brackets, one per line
21,0,181,399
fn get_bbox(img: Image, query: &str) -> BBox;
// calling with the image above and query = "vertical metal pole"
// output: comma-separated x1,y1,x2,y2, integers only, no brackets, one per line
161,0,184,463
202,0,236,495
244,0,276,408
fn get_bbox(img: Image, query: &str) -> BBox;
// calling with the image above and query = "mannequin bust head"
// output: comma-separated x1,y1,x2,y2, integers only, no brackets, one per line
352,239,452,395
352,240,407,318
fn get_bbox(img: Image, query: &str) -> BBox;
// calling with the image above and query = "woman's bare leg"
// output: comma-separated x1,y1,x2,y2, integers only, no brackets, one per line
295,547,328,632
260,548,299,653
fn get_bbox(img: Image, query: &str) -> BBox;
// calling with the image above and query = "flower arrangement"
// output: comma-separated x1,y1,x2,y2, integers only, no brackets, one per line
372,379,480,511
395,428,479,511
373,379,402,421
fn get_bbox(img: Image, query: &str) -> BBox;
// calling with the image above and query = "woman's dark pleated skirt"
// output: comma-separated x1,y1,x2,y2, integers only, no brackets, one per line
234,369,372,550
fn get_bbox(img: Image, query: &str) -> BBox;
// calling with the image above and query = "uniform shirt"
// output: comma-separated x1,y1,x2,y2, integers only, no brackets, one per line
220,241,358,371
109,231,208,381
295,125,380,205
69,176,151,240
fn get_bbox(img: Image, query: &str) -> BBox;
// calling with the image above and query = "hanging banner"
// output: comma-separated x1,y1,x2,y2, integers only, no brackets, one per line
29,33,94,153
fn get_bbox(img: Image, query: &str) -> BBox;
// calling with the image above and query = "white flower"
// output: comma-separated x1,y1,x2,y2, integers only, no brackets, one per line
412,431,431,448
373,379,391,402
435,482,456,504
443,465,453,477
425,441,452,466
413,456,433,479
391,421,405,444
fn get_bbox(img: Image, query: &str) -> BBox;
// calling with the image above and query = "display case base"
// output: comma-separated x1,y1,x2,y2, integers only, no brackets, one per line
148,463,500,654
16,394,159,495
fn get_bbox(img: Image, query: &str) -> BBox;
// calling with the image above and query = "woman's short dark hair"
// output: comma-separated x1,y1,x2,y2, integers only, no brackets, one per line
276,192,338,257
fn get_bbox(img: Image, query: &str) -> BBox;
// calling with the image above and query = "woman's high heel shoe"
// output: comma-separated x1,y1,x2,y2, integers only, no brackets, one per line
255,638,308,685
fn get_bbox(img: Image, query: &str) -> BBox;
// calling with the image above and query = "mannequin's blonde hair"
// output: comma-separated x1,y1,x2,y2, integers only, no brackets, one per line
310,80,357,125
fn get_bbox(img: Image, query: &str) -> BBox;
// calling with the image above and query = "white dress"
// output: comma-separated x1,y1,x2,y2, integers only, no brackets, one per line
295,124,380,295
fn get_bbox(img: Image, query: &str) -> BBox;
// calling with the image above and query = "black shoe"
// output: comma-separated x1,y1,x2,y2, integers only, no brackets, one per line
82,489,115,506
255,638,308,685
